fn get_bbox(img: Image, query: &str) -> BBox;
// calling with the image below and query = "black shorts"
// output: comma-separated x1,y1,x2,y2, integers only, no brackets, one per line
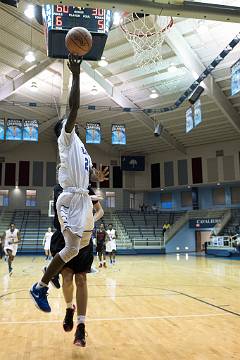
96,243,106,254
50,230,65,257
64,240,94,274
51,230,94,274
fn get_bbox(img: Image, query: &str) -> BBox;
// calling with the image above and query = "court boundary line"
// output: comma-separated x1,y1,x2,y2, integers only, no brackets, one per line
0,313,234,325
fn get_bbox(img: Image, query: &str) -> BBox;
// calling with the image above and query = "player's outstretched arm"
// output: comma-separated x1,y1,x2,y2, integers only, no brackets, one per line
93,202,104,222
65,54,82,134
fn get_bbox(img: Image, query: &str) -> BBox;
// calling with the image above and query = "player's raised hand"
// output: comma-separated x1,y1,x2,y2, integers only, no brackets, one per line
67,54,83,75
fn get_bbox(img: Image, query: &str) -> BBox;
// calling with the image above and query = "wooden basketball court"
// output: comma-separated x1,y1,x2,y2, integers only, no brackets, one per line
0,255,239,360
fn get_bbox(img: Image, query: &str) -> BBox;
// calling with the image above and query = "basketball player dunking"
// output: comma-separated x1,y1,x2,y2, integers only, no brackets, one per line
30,54,108,312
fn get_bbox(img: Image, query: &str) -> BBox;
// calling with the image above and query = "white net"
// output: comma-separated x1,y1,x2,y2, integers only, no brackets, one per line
121,13,173,73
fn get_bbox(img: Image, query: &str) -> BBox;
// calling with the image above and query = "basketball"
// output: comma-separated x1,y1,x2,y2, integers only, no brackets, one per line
65,27,92,56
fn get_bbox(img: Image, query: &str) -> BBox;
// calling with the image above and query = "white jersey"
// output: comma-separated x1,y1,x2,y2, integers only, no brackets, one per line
106,229,117,252
56,120,94,238
43,231,53,250
4,229,19,256
58,120,92,190
5,229,19,247
107,229,116,240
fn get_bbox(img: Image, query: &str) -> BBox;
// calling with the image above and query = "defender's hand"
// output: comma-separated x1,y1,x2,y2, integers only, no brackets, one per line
94,164,109,182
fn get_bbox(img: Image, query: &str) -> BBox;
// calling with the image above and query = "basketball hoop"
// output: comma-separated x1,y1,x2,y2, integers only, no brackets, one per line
121,13,173,73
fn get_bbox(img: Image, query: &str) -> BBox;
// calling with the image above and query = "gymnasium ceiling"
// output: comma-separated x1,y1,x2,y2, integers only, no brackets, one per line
0,0,240,156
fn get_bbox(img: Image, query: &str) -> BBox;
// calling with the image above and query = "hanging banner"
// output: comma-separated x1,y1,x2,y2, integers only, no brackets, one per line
231,58,240,96
6,119,22,140
194,98,202,127
86,122,101,144
23,120,38,141
112,124,126,145
186,107,193,133
0,119,4,140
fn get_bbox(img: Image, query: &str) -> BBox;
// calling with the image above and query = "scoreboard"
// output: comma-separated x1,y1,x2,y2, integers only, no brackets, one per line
42,5,112,60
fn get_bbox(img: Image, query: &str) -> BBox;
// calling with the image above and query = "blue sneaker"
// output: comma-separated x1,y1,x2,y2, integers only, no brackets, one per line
30,283,51,313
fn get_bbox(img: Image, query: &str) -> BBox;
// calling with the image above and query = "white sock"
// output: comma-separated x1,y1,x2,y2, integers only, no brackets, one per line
36,281,48,289
66,302,73,309
103,260,106,264
99,261,102,265
77,315,86,325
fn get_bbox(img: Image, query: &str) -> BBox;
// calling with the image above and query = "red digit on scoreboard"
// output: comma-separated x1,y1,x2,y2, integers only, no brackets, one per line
98,19,104,30
56,5,68,13
92,8,104,16
55,15,63,27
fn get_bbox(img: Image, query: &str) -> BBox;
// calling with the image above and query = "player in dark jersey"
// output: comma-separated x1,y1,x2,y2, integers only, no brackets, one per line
50,184,103,347
96,223,109,268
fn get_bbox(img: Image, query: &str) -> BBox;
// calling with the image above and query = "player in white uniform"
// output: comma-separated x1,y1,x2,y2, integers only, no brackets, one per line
42,227,53,260
106,224,117,265
3,223,21,274
30,55,108,313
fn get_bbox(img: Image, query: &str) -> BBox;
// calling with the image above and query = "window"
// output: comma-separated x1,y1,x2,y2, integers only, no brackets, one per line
26,189,37,207
0,190,9,206
181,191,192,207
161,193,172,209
212,188,225,205
231,187,240,204
105,191,115,208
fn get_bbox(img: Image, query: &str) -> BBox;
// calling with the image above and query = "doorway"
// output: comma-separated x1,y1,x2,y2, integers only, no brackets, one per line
195,231,211,252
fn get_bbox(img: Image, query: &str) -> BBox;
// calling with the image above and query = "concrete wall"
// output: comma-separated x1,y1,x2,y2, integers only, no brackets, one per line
1,139,240,213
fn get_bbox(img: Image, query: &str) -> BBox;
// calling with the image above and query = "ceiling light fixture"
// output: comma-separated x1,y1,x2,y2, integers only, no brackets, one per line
113,12,121,26
98,56,108,67
91,85,98,95
149,89,159,99
25,51,35,63
24,4,35,19
168,64,177,73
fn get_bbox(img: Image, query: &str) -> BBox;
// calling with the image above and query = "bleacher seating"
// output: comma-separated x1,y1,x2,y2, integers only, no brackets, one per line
221,208,240,235
115,210,185,248
1,208,227,253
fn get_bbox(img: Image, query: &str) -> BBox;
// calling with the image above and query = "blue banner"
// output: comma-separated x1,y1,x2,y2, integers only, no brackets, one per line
23,120,38,141
0,119,4,140
194,99,202,127
86,122,101,144
121,156,145,171
112,124,126,145
186,107,193,133
231,58,240,96
6,119,22,141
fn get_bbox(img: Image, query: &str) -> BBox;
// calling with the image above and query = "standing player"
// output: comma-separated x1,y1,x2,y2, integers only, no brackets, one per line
50,183,104,346
30,54,108,313
96,223,109,268
106,223,117,265
3,223,21,274
42,227,53,260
